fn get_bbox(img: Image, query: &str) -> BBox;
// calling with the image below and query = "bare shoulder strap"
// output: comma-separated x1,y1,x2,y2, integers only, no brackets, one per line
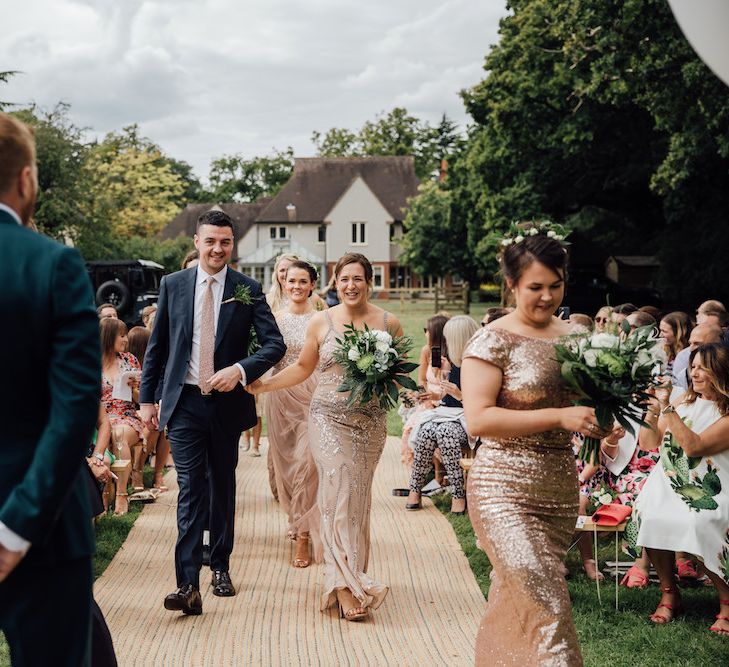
324,309,334,331
383,311,389,332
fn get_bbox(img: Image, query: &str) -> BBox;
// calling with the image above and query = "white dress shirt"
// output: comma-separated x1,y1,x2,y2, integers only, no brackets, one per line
185,265,246,387
0,204,30,553
0,202,22,225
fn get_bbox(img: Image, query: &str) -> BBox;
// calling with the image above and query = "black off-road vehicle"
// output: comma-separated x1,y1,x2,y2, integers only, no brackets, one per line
86,259,164,325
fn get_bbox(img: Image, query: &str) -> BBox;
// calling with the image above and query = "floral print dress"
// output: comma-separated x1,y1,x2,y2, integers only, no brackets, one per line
101,352,144,440
636,398,729,582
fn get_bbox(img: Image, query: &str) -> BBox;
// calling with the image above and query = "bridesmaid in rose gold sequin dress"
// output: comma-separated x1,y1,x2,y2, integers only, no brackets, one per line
460,226,604,666
308,309,389,612
463,328,581,666
266,308,322,561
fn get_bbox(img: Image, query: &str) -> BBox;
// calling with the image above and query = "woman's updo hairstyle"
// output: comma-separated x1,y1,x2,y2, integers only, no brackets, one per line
500,222,568,287
286,260,319,297
334,252,373,282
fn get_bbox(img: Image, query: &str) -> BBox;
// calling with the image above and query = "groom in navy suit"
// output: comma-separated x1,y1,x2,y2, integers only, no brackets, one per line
140,209,285,615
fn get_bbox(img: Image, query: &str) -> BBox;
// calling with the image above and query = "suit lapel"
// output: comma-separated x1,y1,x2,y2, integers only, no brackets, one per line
181,267,197,345
215,267,237,351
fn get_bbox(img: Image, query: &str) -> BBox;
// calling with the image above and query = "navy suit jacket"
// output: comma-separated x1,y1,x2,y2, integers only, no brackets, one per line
140,266,285,433
0,209,100,564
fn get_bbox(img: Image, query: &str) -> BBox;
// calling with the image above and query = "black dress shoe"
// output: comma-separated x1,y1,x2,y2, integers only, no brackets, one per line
211,570,236,597
164,584,202,615
202,544,211,567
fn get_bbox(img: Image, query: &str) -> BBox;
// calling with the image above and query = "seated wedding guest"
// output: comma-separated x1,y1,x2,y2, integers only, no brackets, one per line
141,304,157,331
640,305,663,321
594,306,612,332
696,299,726,325
571,432,607,580
672,323,722,391
636,343,729,632
611,303,638,327
181,249,199,270
100,317,144,515
127,326,170,492
660,311,693,376
481,307,511,326
406,315,480,515
569,313,593,332
97,303,118,319
626,310,656,331
87,405,115,512
400,314,449,469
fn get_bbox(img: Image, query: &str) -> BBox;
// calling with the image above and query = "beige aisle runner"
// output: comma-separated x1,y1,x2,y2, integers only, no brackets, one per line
94,436,483,666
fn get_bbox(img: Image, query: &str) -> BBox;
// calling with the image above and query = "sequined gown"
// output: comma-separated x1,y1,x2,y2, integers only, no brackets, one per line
463,328,582,667
308,311,389,611
266,311,322,559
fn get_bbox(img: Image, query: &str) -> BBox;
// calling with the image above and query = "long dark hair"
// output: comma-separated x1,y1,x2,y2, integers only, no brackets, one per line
425,314,449,361
100,317,128,360
127,326,150,367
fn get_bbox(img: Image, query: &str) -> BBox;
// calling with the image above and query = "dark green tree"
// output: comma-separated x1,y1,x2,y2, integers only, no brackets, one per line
207,148,294,203
458,0,729,305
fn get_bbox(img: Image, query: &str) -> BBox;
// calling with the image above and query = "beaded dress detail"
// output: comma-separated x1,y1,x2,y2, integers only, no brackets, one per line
463,327,582,667
265,310,322,558
308,311,389,611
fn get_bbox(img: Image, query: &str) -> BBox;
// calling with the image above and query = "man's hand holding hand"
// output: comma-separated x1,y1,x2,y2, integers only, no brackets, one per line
208,365,242,392
140,403,159,430
0,544,25,583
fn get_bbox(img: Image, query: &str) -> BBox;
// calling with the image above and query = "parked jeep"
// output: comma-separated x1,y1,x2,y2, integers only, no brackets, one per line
86,259,165,325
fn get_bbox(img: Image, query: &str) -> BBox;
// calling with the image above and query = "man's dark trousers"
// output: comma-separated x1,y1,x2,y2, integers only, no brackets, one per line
168,386,240,588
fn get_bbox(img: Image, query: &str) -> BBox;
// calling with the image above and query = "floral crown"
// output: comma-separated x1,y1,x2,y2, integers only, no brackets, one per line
495,220,570,249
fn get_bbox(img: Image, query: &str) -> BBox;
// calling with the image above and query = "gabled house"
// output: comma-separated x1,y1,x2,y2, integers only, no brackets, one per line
162,156,421,292
237,156,419,290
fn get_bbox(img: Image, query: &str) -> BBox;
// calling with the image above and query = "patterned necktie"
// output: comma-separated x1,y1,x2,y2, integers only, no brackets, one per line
199,277,215,394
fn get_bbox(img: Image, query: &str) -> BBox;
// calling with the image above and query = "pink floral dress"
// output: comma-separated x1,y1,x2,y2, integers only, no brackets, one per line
101,352,144,439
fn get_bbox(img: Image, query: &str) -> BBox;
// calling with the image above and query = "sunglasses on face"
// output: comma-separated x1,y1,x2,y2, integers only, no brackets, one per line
595,317,608,323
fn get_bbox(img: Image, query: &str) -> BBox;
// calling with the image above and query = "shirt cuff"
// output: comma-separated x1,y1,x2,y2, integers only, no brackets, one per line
0,521,31,554
235,363,247,387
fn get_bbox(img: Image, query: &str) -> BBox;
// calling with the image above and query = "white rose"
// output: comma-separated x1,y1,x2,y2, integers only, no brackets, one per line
373,330,392,344
514,235,524,244
590,333,620,349
529,227,538,235
501,239,511,247
547,230,557,238
582,349,600,367
598,493,613,506
375,341,390,353
348,348,361,361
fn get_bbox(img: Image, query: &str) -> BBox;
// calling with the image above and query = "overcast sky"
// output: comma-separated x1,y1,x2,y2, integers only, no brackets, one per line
3,0,506,179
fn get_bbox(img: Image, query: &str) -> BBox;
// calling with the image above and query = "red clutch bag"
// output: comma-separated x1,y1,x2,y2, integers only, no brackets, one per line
592,503,632,526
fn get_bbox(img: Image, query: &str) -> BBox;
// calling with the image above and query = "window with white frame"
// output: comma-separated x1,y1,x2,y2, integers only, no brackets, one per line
270,226,287,240
351,222,367,245
317,225,326,244
372,265,384,290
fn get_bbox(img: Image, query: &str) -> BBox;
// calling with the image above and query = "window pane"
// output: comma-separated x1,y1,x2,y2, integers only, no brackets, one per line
279,227,286,239
270,227,276,239
360,223,366,244
318,225,326,243
351,223,357,244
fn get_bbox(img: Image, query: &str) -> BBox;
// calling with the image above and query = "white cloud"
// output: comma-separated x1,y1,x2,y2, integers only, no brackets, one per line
2,0,506,178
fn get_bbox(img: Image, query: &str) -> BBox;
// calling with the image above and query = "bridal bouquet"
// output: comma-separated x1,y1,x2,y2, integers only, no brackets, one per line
555,325,667,465
332,323,418,410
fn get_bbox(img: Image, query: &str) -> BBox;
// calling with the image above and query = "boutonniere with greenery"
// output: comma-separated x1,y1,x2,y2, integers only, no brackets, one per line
222,284,253,305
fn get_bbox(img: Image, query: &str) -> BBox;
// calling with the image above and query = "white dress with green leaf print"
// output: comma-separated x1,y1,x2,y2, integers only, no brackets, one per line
635,397,729,583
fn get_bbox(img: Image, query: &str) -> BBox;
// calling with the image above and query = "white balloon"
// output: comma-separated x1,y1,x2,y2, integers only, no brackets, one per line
668,0,729,86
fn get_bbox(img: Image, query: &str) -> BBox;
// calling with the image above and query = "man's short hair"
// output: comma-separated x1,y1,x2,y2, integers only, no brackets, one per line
0,113,36,195
196,209,234,233
97,303,118,317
